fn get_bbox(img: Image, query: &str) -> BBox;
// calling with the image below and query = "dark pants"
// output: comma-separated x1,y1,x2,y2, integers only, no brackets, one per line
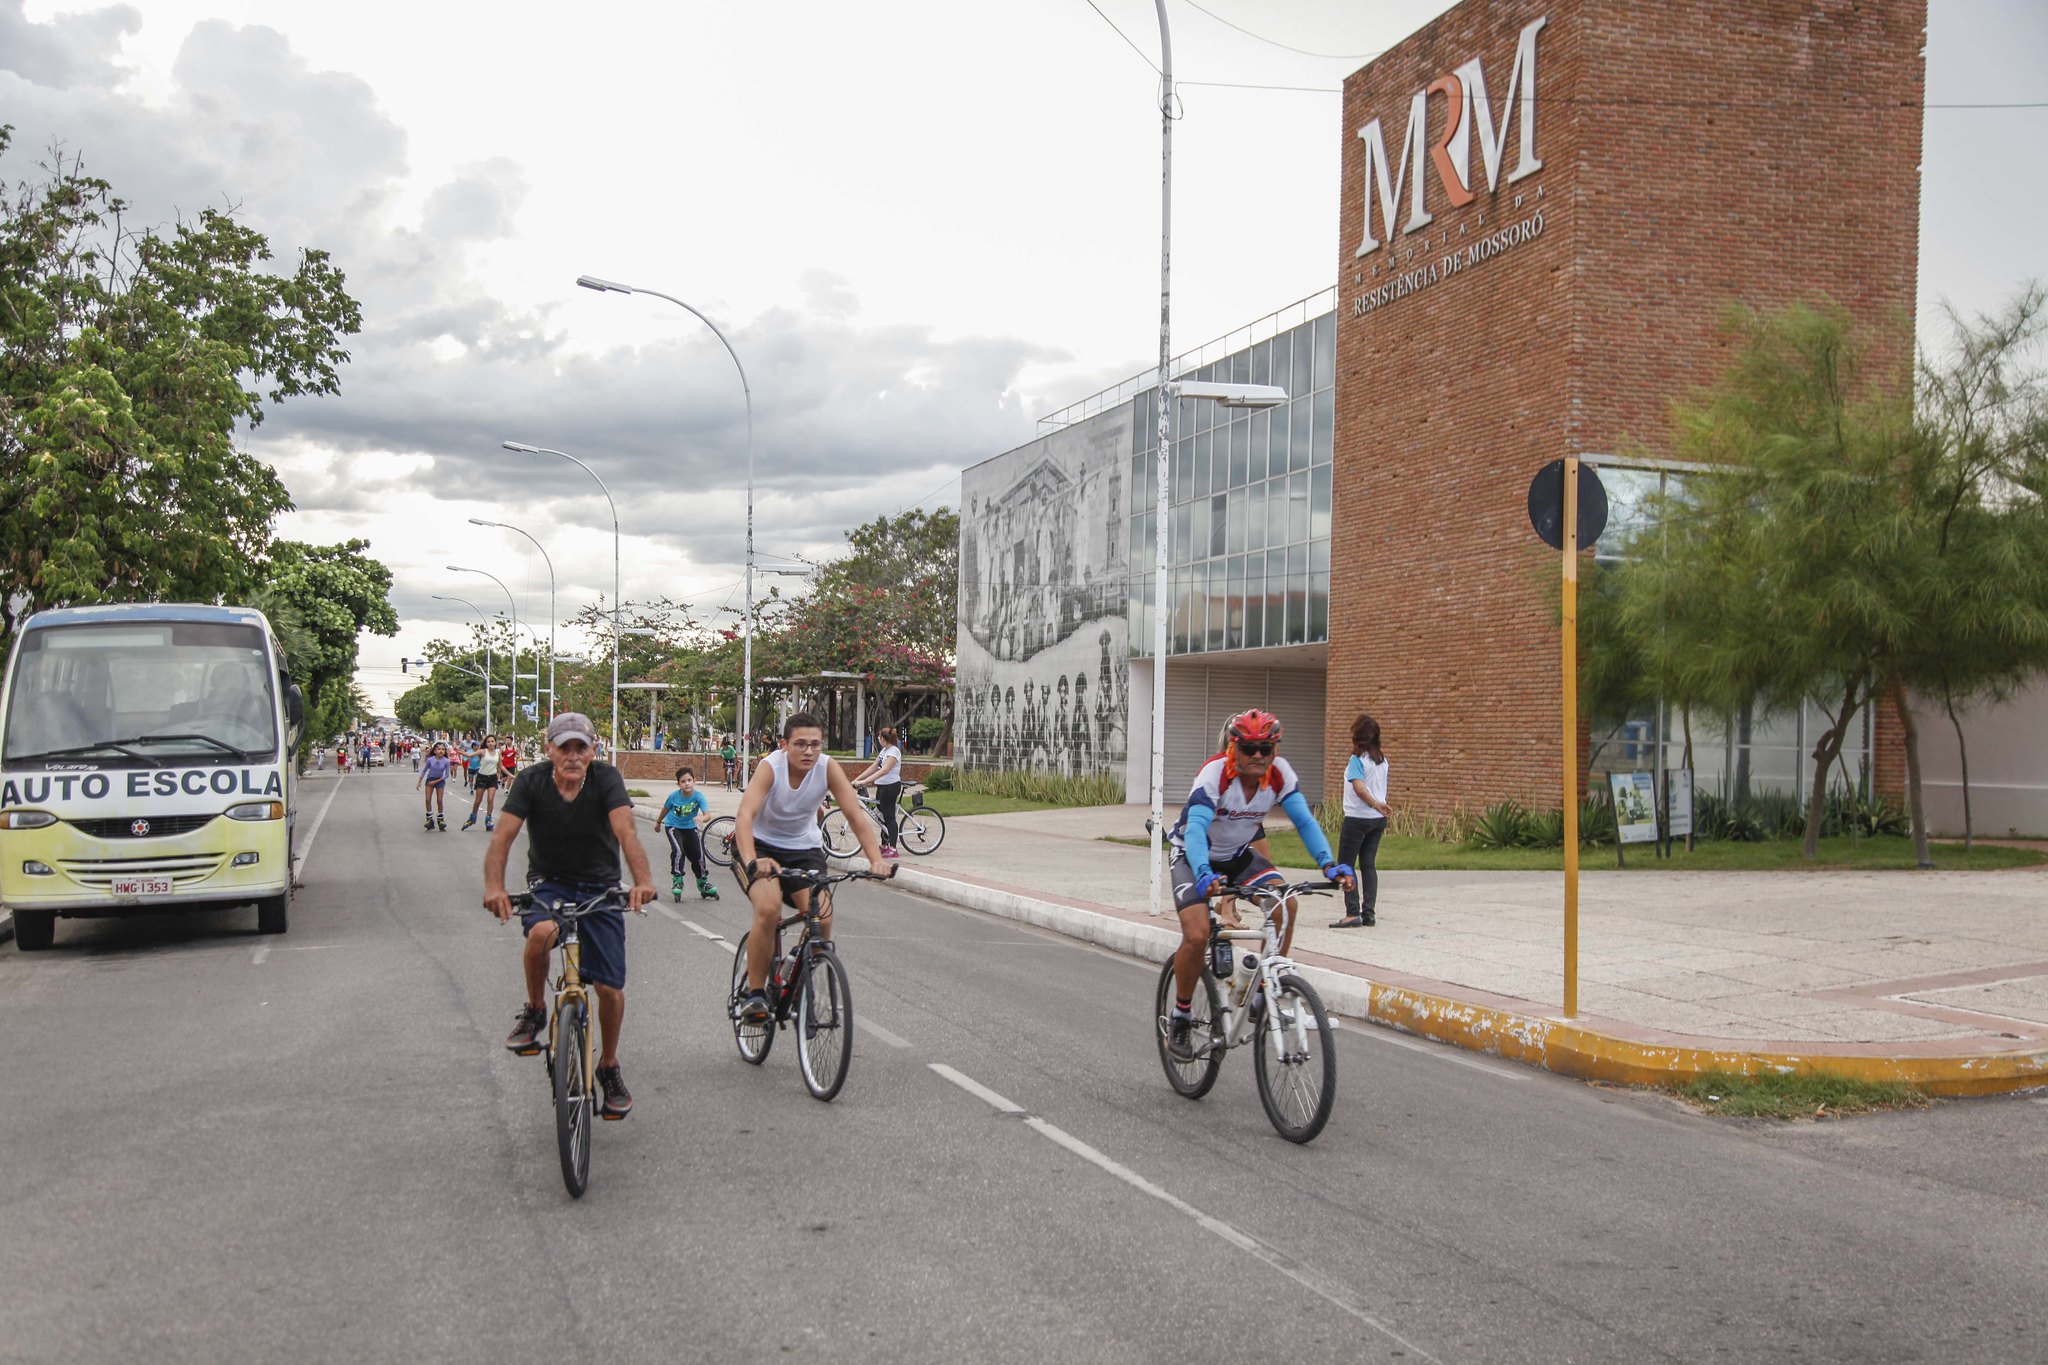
665,827,706,879
1339,816,1387,920
876,782,900,848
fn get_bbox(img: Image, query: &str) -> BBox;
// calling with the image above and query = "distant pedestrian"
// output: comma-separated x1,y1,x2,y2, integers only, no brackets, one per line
850,726,903,858
1330,714,1390,928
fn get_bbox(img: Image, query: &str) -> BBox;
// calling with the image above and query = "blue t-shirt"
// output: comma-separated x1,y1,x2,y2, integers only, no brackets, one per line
661,789,709,830
422,755,453,783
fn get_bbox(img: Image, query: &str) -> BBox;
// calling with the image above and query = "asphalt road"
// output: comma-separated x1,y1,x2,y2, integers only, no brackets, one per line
2,769,2043,1365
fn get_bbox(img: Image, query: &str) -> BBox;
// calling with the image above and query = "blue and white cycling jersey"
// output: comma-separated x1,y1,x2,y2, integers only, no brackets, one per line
1168,755,1335,878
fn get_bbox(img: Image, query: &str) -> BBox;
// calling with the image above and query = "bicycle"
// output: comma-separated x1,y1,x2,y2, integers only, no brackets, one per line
725,866,890,1101
1155,877,1339,1144
820,784,947,857
508,885,629,1197
702,814,737,867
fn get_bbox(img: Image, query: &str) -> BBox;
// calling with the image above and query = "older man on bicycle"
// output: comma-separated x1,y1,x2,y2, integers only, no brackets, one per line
1163,709,1352,1061
483,712,657,1117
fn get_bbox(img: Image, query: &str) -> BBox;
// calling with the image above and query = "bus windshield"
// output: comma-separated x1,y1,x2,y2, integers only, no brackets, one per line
3,621,279,764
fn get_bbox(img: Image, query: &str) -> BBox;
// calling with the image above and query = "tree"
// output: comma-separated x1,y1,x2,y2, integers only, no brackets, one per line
805,508,959,664
0,130,363,649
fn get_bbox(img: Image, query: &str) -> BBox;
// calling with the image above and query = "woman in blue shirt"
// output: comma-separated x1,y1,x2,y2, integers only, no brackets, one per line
1331,714,1390,927
417,741,454,831
659,766,718,901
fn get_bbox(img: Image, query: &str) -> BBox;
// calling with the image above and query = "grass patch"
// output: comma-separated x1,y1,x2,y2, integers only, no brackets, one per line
626,788,651,798
1672,1069,1928,1119
912,790,1061,818
1118,830,2047,873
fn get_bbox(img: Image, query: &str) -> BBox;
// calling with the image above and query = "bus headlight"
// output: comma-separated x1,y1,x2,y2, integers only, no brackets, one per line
225,801,285,822
231,852,260,867
22,860,53,876
0,810,57,830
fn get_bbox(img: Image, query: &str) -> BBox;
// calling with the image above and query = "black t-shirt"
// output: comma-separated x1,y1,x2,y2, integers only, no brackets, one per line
502,761,633,886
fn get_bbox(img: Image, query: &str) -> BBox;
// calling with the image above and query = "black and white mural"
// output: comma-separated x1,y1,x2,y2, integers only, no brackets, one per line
956,405,1132,775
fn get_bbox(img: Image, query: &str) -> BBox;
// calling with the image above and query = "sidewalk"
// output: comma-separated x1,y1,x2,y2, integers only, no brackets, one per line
633,793,2048,1096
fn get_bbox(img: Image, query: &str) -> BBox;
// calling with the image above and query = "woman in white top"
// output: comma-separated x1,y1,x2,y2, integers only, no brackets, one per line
731,713,895,1023
849,725,905,858
1332,713,1390,928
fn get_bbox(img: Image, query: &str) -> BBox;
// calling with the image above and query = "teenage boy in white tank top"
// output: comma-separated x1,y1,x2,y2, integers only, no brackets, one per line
732,713,896,1023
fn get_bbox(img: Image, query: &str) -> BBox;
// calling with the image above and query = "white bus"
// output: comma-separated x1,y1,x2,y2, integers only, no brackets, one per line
0,603,305,950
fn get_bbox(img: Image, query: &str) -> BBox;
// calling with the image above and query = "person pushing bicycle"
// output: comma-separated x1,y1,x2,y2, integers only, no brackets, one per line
732,712,894,1025
1163,709,1352,1061
483,712,658,1118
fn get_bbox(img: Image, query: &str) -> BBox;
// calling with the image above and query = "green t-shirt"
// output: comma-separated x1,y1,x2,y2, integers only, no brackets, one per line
719,745,736,761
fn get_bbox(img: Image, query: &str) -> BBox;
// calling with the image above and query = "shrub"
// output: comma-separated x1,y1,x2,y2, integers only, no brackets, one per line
1578,794,1616,847
951,766,1124,806
921,765,954,791
1390,807,1469,843
909,717,946,751
1470,800,1529,851
1521,808,1567,849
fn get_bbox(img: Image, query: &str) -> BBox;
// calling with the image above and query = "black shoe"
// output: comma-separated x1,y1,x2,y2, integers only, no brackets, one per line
596,1064,632,1118
1363,911,1376,926
739,991,772,1025
1166,1013,1196,1062
505,1004,547,1054
1329,916,1365,929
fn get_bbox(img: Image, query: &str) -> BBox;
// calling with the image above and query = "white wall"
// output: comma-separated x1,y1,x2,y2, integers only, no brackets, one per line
1125,657,1154,805
1912,680,2048,838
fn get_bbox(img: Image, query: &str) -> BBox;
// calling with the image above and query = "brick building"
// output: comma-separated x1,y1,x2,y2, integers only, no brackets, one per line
956,0,1927,817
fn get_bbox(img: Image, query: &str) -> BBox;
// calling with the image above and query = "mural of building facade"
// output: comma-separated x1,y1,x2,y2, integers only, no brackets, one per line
956,407,1131,775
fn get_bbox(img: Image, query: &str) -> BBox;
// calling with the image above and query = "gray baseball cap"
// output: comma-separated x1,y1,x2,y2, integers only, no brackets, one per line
547,712,599,749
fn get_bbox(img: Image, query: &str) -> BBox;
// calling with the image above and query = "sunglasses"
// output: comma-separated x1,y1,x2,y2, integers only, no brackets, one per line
1235,741,1276,757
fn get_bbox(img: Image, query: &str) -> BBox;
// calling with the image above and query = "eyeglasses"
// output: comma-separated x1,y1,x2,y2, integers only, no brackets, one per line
1235,742,1276,757
787,739,824,751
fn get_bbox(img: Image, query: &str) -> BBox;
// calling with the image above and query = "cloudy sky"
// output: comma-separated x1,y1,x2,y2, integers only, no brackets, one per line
5,0,2044,710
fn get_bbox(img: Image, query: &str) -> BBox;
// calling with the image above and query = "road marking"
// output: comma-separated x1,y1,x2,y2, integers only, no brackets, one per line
1025,1115,1440,1360
928,1063,1025,1113
855,1015,913,1049
653,905,730,944
290,773,347,887
1348,1024,1532,1081
251,944,270,966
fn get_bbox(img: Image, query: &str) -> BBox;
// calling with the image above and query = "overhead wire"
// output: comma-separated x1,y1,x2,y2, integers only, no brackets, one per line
1177,0,1383,61
1082,0,1160,73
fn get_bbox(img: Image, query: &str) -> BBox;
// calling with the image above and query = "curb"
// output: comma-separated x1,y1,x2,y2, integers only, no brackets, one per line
878,863,2048,1099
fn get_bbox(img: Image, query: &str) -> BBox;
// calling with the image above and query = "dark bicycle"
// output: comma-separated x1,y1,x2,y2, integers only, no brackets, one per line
726,866,891,1101
509,885,629,1197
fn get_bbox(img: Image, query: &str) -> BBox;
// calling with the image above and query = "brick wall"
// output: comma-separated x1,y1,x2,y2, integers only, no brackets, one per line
1326,0,1925,814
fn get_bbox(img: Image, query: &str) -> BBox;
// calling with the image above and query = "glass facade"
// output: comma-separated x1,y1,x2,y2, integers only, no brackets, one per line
1125,311,1336,657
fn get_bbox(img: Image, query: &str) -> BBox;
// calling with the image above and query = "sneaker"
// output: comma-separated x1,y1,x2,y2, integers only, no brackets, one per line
596,1064,633,1118
880,846,899,860
1166,1013,1196,1062
738,991,772,1025
504,1004,547,1054
697,878,720,900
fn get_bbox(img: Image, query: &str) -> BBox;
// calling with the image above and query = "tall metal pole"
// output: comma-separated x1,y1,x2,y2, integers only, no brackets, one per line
433,595,494,733
1148,0,1175,918
472,518,557,721
500,443,621,752
450,565,517,733
1562,455,1581,1018
574,278,755,777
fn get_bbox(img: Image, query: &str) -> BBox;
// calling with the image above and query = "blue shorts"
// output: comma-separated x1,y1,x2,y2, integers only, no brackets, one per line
520,880,627,990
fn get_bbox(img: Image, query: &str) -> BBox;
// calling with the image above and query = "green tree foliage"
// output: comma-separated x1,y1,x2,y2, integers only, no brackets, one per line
0,130,363,647
798,507,958,666
251,540,397,756
1588,295,2048,863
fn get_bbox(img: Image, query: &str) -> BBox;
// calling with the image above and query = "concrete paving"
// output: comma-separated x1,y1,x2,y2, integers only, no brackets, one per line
766,800,2048,1054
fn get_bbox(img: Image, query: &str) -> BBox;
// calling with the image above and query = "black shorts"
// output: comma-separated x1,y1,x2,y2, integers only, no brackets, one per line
742,840,829,902
474,773,499,790
1168,846,1283,912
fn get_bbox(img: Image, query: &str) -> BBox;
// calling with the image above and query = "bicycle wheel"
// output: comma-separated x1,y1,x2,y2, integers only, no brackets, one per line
703,815,736,867
897,805,946,856
796,945,854,1101
552,1003,593,1197
820,807,859,859
1253,973,1336,1144
1154,958,1224,1099
728,931,774,1064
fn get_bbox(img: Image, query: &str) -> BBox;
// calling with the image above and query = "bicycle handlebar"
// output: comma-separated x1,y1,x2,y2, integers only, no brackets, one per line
747,863,897,887
508,886,629,919
1207,877,1339,902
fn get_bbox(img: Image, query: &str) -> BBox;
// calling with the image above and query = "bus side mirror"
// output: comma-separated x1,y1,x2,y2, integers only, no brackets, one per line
286,683,306,731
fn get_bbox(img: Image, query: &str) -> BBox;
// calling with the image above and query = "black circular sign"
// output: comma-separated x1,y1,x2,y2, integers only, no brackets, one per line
1527,460,1608,551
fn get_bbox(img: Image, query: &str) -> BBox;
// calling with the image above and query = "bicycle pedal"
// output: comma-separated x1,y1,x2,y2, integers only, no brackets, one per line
600,1109,630,1122
513,1045,543,1057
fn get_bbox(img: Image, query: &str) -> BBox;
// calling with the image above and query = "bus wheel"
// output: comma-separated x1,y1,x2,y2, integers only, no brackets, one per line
256,895,289,936
12,911,54,951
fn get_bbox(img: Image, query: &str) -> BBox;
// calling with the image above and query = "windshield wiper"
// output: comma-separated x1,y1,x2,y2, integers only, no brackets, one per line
133,733,258,760
8,740,156,764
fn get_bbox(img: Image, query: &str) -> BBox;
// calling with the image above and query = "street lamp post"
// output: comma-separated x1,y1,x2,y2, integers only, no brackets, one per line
432,594,498,733
471,517,557,722
449,564,517,733
573,276,759,777
502,441,621,752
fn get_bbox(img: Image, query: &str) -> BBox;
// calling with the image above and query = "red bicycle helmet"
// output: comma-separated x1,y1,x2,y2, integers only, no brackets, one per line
1225,709,1284,746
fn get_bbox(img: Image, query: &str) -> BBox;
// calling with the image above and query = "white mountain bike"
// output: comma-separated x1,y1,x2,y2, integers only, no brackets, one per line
1155,876,1339,1144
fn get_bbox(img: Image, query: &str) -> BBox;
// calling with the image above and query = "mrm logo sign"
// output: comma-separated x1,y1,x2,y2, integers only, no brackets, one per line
1355,15,1546,258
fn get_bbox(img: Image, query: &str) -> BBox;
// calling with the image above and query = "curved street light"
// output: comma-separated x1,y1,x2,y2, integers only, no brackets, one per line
502,440,621,753
574,274,758,771
432,594,503,733
470,517,557,722
449,564,519,733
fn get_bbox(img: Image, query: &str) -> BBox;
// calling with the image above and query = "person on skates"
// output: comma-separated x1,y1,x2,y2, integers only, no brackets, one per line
658,766,716,901
418,741,452,830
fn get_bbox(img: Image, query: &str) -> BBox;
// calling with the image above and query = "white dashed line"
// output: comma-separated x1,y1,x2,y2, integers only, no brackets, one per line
930,1061,1439,1361
855,1015,913,1049
1349,1024,1532,1080
290,774,347,887
654,906,729,944
927,1063,1024,1113
251,944,270,966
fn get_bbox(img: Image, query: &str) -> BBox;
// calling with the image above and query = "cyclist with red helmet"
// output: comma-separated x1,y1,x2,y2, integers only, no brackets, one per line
1163,709,1353,1061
